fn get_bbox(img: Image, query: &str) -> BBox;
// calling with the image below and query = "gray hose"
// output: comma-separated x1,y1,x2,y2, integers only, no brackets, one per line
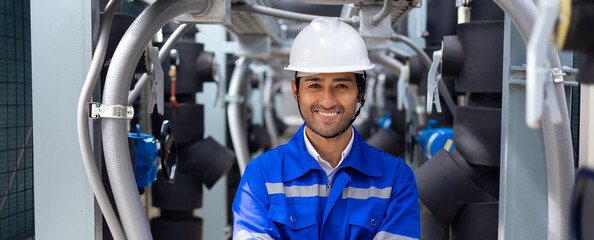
76,0,126,239
263,72,280,148
231,4,355,25
370,0,393,25
227,57,254,176
102,0,208,239
391,33,457,116
388,46,413,58
391,33,432,69
369,50,404,76
492,0,574,239
128,23,194,105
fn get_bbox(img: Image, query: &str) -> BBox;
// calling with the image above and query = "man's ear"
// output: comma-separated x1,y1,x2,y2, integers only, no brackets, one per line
357,91,364,103
291,80,299,100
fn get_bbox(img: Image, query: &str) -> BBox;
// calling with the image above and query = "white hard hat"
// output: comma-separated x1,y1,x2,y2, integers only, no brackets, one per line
285,17,375,74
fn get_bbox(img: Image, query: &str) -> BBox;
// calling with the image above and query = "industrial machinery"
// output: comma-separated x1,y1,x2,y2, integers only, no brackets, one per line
49,0,593,239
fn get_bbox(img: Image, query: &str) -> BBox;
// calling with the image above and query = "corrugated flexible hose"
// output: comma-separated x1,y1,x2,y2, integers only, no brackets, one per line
102,0,208,239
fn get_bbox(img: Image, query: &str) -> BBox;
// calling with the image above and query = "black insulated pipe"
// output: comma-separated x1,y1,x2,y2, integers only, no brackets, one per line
101,13,147,79
150,216,203,240
177,136,236,189
441,35,464,78
425,0,458,50
420,202,449,240
571,168,594,240
196,51,216,83
453,106,502,167
469,0,505,22
415,149,496,224
455,21,504,93
449,149,500,199
417,1,504,239
366,128,405,157
152,104,205,144
152,172,203,210
450,202,498,240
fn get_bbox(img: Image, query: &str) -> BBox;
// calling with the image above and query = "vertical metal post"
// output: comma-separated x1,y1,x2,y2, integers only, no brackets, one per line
498,16,548,240
31,0,96,239
579,84,594,168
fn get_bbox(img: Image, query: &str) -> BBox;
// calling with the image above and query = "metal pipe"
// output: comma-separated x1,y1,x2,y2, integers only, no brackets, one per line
76,0,126,239
128,23,194,105
263,71,280,148
370,0,393,25
102,0,208,239
227,57,254,175
232,4,355,25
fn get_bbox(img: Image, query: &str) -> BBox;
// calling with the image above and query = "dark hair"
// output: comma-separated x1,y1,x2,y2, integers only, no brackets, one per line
294,72,367,101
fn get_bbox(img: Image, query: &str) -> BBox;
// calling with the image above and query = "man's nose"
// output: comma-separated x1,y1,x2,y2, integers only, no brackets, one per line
318,88,338,108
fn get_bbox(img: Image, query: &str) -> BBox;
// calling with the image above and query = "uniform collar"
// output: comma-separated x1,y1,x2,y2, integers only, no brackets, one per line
303,126,354,177
283,124,382,182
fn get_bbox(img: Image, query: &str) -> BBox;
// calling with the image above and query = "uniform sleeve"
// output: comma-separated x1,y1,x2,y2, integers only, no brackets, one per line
374,164,420,240
232,162,281,240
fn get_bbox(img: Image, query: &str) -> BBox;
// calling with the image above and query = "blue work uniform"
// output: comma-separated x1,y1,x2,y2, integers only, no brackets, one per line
232,125,420,240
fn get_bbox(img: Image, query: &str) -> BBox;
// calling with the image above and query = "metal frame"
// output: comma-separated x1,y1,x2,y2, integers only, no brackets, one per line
31,0,97,239
499,16,548,239
579,84,594,168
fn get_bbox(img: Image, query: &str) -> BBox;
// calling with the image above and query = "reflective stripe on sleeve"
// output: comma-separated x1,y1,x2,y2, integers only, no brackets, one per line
373,231,418,240
235,230,274,240
342,186,392,200
265,183,327,197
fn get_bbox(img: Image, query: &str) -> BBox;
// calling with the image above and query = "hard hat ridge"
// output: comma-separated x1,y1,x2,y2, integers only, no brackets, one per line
311,17,340,32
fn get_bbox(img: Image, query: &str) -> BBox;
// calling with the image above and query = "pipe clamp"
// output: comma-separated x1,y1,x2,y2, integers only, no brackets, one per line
225,95,245,104
89,102,134,119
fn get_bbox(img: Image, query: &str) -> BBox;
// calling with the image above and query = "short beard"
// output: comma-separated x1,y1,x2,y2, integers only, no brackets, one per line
302,104,354,139
304,120,352,139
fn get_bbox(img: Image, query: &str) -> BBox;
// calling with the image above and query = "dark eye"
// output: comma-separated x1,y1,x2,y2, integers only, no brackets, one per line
308,84,321,88
336,84,348,89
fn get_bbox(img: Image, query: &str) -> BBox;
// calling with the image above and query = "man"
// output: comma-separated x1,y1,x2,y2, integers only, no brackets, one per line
232,17,420,240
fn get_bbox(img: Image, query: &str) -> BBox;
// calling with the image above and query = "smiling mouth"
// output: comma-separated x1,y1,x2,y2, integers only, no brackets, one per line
318,111,338,117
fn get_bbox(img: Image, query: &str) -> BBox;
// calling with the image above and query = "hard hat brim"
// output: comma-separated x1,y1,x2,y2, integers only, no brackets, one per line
284,64,375,74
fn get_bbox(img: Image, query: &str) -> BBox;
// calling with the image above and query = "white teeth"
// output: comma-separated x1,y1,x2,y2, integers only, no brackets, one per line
319,112,337,117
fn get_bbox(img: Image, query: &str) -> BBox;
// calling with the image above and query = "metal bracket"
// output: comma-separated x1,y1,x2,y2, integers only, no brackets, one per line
225,95,245,104
426,49,443,114
510,65,578,128
147,46,164,115
89,102,134,119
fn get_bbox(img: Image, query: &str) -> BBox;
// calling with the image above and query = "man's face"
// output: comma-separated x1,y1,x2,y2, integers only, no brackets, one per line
292,72,360,138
